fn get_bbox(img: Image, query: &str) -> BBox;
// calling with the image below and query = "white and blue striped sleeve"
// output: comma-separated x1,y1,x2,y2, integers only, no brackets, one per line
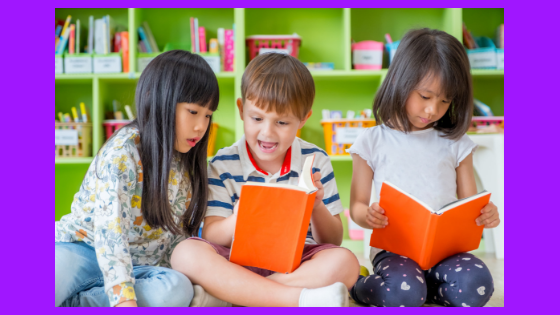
206,160,235,218
314,152,344,216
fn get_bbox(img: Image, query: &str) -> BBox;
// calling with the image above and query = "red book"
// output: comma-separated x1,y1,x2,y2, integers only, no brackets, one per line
121,32,129,72
114,32,122,53
69,24,75,54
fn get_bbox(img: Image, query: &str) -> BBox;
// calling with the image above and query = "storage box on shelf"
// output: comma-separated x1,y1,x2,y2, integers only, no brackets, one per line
321,119,376,156
55,122,93,158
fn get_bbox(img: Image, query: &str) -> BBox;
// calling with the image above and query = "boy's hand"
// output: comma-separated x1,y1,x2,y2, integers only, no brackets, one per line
366,203,389,229
313,172,325,208
476,201,500,228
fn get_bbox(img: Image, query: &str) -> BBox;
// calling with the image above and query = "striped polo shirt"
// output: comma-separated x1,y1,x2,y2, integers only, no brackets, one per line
206,135,343,243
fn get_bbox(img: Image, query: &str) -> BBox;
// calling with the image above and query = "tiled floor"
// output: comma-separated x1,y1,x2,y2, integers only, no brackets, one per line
349,251,504,307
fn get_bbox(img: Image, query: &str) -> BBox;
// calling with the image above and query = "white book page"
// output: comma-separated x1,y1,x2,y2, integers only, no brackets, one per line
244,155,318,194
298,155,317,192
436,191,490,215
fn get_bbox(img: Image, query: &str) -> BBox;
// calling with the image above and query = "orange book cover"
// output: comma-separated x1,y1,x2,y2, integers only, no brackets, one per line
121,32,130,73
370,182,491,270
230,155,317,274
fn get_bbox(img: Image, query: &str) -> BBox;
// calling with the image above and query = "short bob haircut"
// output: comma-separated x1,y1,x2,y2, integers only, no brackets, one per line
374,28,473,140
241,52,315,120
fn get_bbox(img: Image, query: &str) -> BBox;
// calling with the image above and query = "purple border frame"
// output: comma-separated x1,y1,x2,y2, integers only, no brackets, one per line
20,0,553,312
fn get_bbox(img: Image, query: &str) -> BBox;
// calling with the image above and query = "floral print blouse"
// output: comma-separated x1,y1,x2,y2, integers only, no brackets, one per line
55,127,192,307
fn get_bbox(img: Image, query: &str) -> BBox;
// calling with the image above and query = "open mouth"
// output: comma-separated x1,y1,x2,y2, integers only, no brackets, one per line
187,138,200,147
258,140,279,153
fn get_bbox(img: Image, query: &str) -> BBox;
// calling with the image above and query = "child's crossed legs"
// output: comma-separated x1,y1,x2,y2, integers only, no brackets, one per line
171,238,360,307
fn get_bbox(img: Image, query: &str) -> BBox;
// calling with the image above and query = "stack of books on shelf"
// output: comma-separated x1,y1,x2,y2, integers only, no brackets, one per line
55,14,128,74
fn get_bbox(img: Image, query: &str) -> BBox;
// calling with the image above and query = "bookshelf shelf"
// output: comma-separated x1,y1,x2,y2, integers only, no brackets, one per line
56,157,95,165
55,7,504,220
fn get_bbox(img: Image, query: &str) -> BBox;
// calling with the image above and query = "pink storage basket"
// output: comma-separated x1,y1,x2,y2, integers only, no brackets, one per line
103,120,132,139
246,34,301,61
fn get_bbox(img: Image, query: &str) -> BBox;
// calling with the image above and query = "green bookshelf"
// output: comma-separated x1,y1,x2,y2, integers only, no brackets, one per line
55,8,504,226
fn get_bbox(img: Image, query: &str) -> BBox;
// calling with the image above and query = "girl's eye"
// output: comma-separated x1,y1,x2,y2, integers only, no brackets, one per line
189,110,198,115
442,100,450,104
206,114,212,119
419,94,429,100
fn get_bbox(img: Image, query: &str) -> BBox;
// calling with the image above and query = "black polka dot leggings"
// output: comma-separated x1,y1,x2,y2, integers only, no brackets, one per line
350,251,494,307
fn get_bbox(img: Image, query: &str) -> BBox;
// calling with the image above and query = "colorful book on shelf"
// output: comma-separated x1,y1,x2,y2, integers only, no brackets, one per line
121,32,129,72
229,155,317,274
194,18,200,53
370,182,491,270
94,18,105,54
199,26,207,53
88,16,94,54
224,29,234,72
56,15,72,54
76,19,81,54
496,24,504,49
138,26,152,53
55,25,62,51
114,32,122,52
104,15,115,54
69,24,75,54
138,41,148,53
142,21,160,53
190,17,196,53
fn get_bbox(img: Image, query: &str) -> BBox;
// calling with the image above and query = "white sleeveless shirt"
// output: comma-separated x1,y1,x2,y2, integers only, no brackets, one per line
347,124,477,260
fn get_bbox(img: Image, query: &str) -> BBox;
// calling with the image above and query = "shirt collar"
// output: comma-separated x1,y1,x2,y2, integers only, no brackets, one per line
238,135,302,180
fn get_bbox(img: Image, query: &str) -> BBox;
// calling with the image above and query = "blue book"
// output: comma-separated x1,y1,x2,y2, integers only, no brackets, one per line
55,25,62,37
56,29,70,55
137,26,152,53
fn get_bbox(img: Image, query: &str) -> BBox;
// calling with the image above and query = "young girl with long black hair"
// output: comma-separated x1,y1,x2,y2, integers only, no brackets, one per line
55,50,219,307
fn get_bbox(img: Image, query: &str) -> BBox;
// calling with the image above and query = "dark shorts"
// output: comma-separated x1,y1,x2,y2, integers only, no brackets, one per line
189,237,342,277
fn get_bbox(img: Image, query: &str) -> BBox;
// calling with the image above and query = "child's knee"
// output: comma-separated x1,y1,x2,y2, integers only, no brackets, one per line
146,270,195,307
429,254,494,307
170,239,216,270
328,248,360,287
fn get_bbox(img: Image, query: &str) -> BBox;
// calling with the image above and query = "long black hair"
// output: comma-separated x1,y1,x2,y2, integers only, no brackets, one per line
374,28,473,139
99,50,219,236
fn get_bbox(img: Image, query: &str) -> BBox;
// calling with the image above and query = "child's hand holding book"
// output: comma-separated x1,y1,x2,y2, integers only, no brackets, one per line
476,201,500,228
312,172,325,209
366,202,389,229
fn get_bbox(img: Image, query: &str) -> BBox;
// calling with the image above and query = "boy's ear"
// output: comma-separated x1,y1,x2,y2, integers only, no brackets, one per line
298,110,313,129
236,98,244,121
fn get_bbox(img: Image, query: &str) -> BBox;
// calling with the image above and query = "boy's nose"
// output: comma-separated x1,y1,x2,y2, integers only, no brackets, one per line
260,121,274,136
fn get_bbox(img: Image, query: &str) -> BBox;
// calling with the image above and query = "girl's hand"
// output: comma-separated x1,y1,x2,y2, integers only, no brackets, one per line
366,203,389,229
313,172,325,208
476,201,500,228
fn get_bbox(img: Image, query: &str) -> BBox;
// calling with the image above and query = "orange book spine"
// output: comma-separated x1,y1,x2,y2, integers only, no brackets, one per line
418,214,439,270
290,192,316,272
69,24,75,54
121,32,129,72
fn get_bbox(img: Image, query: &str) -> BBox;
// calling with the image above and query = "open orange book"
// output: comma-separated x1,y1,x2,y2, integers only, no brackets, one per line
229,155,317,274
370,182,491,270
